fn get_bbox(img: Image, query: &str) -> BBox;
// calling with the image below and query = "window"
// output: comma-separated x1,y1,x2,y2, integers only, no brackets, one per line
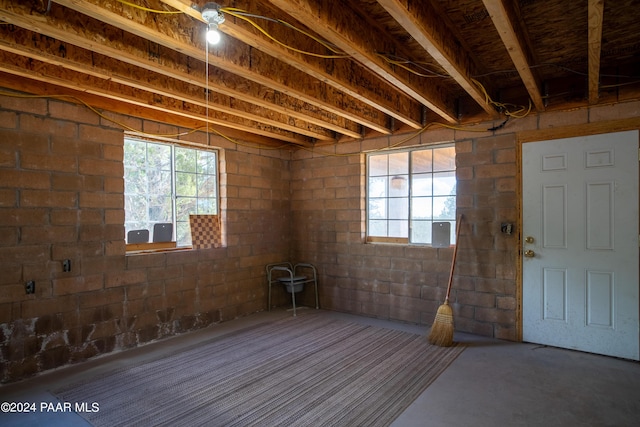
367,144,456,245
124,137,218,247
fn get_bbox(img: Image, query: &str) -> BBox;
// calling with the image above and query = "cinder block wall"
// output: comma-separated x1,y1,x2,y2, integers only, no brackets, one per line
454,134,518,339
0,93,291,383
290,100,640,340
289,133,518,339
2,89,639,383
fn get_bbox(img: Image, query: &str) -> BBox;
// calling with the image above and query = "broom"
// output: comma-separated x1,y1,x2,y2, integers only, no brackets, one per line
428,215,462,347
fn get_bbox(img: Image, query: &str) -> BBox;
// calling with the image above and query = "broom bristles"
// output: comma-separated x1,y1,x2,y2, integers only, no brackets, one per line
428,300,454,347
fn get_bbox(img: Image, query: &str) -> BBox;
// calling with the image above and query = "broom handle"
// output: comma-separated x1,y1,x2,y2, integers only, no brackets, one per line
444,215,463,302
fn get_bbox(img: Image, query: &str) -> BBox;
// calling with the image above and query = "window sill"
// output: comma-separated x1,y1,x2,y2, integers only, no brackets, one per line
365,236,454,247
125,242,193,254
126,242,177,251
366,236,409,244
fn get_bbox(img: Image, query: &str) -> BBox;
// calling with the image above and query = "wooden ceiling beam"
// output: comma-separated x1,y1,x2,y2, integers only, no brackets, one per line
0,0,362,139
267,0,458,124
588,0,605,104
0,27,337,141
179,0,424,130
482,0,545,111
0,49,315,146
0,71,286,147
158,0,202,22
376,0,498,117
50,0,388,134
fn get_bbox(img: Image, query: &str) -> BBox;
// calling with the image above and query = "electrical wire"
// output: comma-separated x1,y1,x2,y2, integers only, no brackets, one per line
114,0,181,14
106,1,640,99
0,90,169,135
471,78,532,120
473,62,640,81
112,1,347,59
19,1,613,150
297,118,495,158
207,125,291,150
600,80,640,89
0,87,515,160
220,7,350,59
0,89,298,151
110,1,640,94
487,117,509,132
378,52,640,92
376,53,450,78
58,1,509,132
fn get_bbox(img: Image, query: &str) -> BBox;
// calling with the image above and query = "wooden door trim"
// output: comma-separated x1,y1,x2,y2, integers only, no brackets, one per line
515,116,640,342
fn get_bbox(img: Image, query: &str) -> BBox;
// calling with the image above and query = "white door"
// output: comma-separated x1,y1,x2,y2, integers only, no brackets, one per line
522,130,639,360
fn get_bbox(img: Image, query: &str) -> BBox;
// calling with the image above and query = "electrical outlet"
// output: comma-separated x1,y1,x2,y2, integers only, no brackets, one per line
25,280,35,294
63,259,71,272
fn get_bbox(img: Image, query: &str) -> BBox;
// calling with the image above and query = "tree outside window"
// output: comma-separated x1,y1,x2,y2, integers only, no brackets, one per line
124,138,218,247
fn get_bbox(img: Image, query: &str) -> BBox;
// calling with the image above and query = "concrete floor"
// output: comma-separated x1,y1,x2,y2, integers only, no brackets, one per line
1,309,639,427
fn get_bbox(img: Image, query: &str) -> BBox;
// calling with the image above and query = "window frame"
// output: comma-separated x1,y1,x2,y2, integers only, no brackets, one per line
123,136,220,250
366,143,457,246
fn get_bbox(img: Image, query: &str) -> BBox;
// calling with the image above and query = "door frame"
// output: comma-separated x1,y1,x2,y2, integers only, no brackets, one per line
516,117,640,342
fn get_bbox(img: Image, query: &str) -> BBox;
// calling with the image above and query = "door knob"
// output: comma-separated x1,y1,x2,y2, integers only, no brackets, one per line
524,249,535,258
525,236,534,244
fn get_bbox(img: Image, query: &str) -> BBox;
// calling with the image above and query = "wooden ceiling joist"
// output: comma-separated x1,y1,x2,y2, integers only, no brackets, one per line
0,0,638,145
0,0,365,140
201,0,424,130
0,71,286,147
0,50,315,145
267,0,459,124
482,0,545,111
377,0,498,117
588,0,605,104
158,0,203,22
5,9,361,140
0,27,336,142
50,0,389,136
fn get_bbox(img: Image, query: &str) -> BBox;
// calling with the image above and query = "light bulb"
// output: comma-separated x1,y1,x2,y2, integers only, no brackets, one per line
206,23,221,45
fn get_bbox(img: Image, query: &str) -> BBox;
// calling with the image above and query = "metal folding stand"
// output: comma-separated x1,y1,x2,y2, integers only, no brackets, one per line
266,262,319,316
